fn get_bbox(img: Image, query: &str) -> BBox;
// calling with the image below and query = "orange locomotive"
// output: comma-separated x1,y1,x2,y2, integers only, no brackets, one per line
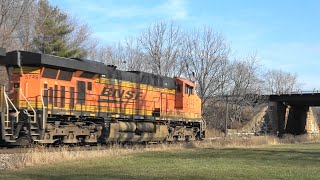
0,48,205,146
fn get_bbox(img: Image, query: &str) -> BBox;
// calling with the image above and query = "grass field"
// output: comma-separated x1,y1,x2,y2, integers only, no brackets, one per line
1,143,320,179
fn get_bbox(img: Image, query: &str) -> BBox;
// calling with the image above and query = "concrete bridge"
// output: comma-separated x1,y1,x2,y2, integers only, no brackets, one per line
260,92,320,136
229,92,320,136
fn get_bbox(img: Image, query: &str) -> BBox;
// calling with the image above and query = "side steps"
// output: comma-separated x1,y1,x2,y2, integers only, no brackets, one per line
1,85,20,143
1,111,19,143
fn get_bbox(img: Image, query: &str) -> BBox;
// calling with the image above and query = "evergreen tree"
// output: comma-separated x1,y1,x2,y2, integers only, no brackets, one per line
32,0,85,58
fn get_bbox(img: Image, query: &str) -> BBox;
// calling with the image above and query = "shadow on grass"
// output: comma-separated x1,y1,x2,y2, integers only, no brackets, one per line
138,147,320,162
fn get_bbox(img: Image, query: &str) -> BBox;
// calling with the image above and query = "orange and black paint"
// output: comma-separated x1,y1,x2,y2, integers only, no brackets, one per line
0,50,205,146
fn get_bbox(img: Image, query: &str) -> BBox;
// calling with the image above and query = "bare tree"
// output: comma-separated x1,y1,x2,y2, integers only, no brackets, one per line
0,0,34,50
91,45,115,65
121,37,147,71
15,0,37,51
263,69,300,94
182,26,230,109
82,39,99,60
90,43,129,69
227,53,263,126
139,21,183,77
107,43,128,70
202,53,265,130
65,16,99,58
228,53,262,97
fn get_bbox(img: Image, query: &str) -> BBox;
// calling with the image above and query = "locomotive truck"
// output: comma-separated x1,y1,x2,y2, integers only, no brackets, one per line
0,48,205,146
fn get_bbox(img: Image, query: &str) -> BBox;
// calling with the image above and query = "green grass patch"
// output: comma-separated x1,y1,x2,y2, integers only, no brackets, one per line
2,143,320,179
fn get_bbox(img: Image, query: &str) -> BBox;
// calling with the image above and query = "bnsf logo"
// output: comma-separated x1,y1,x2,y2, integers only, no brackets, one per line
101,87,143,100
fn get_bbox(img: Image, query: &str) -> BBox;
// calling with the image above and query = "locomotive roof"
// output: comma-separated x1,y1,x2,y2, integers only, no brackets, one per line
0,50,176,89
2,50,115,75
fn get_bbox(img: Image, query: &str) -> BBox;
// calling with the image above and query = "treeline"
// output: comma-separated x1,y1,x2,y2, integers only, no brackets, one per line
0,0,93,57
0,0,301,129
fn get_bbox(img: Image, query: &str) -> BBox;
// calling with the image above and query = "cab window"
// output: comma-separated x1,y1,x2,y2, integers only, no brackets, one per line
176,84,182,93
184,84,194,95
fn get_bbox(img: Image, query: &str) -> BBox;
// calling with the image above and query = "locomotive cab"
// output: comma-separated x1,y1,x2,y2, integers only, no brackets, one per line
175,77,201,120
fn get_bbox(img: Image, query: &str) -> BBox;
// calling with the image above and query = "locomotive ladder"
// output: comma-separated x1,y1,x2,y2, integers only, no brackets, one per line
0,85,20,143
19,88,42,141
40,89,46,130
20,88,37,123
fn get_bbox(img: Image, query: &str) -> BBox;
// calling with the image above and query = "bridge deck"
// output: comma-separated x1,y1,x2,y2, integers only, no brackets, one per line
269,92,320,106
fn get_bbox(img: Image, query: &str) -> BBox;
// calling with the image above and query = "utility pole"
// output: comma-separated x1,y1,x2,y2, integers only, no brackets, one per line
225,94,228,137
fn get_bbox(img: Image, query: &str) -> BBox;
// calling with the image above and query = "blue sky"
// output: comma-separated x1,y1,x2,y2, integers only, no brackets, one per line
49,0,320,89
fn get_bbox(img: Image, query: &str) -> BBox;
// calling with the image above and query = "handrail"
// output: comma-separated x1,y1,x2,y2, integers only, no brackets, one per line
4,92,9,126
40,89,46,129
3,88,20,124
271,90,320,95
201,116,206,132
38,88,198,120
0,85,2,111
20,88,37,123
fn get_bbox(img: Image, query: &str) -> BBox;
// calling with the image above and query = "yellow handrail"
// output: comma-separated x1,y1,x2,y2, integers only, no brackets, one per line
20,88,36,123
40,89,46,129
3,86,20,126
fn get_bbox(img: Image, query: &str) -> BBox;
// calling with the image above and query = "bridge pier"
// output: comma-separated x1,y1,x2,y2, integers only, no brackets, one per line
263,102,286,136
266,93,320,136
263,102,319,136
286,105,308,135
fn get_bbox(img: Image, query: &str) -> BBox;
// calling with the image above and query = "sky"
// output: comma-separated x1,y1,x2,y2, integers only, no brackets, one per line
49,0,320,90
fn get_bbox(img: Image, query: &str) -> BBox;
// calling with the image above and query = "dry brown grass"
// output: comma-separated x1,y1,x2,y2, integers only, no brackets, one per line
2,134,320,171
190,134,320,150
205,128,225,138
3,143,186,171
279,134,320,144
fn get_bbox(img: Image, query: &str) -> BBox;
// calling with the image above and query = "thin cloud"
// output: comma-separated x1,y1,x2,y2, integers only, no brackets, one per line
158,0,189,20
54,0,190,44
60,0,189,20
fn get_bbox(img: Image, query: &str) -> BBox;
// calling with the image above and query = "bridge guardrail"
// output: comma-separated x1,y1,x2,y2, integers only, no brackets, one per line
271,89,320,95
